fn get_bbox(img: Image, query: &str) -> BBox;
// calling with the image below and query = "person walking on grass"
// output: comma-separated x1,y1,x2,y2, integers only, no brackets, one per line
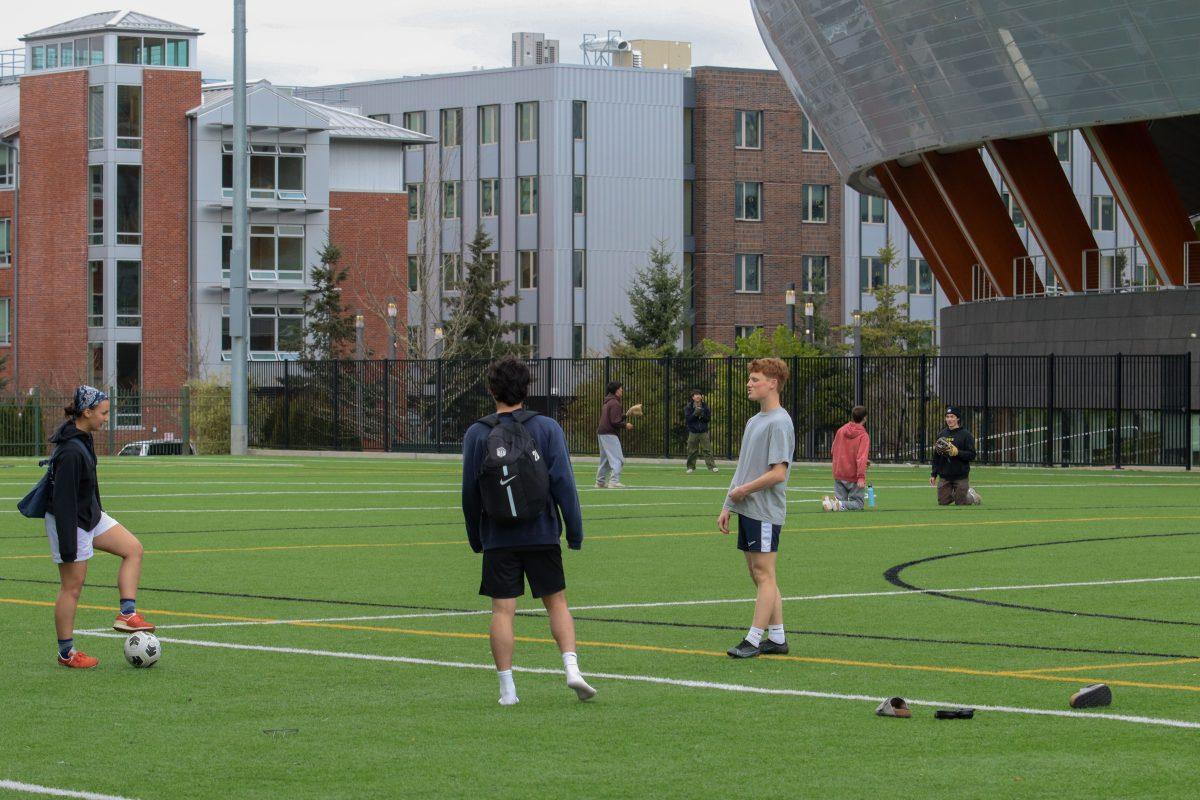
685,391,718,474
47,386,155,669
596,381,637,489
823,405,870,511
717,358,795,659
930,405,981,506
462,357,596,706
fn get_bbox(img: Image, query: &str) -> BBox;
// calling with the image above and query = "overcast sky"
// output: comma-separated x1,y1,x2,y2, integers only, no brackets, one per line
9,1,776,85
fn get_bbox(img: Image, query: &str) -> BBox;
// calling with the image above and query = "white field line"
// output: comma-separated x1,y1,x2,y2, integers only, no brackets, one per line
69,631,1200,731
0,780,138,800
96,575,1200,634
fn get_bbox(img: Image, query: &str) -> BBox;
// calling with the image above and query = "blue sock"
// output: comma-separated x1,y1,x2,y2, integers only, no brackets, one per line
120,598,136,615
58,638,74,659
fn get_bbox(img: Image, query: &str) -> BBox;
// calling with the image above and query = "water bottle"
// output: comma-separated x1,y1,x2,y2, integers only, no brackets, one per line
867,483,876,508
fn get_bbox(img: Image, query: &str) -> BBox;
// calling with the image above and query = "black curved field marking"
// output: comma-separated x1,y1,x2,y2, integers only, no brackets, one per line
883,530,1200,628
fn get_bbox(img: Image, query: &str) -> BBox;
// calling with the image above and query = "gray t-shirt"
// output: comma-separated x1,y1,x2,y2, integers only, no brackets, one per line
725,406,795,525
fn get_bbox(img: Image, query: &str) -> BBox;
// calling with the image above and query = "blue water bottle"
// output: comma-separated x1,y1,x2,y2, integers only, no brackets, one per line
867,483,876,508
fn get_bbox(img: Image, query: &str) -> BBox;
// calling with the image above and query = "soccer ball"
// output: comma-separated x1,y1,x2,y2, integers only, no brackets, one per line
124,632,161,668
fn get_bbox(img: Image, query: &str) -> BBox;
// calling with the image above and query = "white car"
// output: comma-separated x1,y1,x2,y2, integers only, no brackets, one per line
117,439,195,457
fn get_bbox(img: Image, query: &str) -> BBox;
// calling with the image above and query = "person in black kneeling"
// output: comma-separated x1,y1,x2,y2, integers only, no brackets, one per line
930,406,981,506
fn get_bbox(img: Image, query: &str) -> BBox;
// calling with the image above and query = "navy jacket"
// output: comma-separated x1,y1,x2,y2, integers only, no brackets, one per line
462,410,584,552
685,401,711,434
931,426,977,481
49,421,103,563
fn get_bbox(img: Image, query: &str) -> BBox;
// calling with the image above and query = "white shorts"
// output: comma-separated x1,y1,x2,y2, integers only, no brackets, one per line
45,512,120,564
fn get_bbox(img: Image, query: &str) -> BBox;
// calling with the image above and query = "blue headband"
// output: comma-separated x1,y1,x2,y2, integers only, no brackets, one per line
74,385,109,414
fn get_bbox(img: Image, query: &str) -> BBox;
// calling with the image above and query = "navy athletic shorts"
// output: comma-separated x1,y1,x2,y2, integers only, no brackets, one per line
736,514,782,553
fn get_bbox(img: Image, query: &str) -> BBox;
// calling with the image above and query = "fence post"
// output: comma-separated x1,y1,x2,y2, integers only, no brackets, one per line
1113,353,1122,469
855,354,864,407
663,355,671,459
1186,355,1193,471
919,354,928,463
604,356,611,390
435,359,444,454
181,385,191,455
383,358,391,453
331,363,340,451
282,360,291,451
725,356,734,460
981,354,990,464
1045,353,1055,466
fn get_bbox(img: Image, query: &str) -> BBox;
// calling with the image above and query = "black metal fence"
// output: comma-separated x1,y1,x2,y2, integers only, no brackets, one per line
0,392,194,457
249,355,1194,468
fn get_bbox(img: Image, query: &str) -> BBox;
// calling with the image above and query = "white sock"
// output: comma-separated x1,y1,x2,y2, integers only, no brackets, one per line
746,626,764,647
768,624,786,644
562,652,596,700
497,669,519,705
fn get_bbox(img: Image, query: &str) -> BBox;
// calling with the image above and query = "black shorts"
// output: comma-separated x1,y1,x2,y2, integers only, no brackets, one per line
480,545,566,599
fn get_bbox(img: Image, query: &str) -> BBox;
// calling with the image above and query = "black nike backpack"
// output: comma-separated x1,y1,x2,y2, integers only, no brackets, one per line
477,409,551,522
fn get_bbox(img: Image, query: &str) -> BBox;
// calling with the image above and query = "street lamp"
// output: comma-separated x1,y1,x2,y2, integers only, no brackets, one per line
355,314,365,361
851,310,862,356
386,300,398,361
433,325,445,358
785,283,796,335
804,301,814,344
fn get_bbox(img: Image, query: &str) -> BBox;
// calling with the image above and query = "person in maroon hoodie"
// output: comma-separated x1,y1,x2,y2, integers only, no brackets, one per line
823,405,870,511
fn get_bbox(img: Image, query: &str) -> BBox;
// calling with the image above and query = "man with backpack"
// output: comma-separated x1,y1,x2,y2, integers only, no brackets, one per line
462,356,596,706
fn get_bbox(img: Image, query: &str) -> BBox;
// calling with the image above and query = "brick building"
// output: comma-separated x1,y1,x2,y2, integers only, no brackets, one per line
0,11,430,406
690,67,843,346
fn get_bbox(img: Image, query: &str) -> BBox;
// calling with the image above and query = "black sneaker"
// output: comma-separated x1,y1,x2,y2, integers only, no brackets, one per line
759,639,789,655
727,639,761,658
1069,683,1112,709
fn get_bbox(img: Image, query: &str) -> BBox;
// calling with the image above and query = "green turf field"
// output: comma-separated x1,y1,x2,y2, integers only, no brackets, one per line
1,455,1197,799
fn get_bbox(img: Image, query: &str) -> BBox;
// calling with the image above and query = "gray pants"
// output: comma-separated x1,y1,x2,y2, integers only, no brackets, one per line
686,431,715,470
834,480,866,511
597,434,624,485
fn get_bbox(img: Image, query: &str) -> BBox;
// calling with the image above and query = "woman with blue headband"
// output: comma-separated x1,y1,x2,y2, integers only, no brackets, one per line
48,385,155,669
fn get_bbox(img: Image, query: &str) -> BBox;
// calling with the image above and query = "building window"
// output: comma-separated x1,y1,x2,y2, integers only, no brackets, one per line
1091,195,1115,231
517,323,538,355
860,256,887,292
0,144,14,188
735,325,759,340
734,110,762,149
89,342,104,385
517,102,538,142
89,260,104,326
403,111,426,150
572,249,586,289
117,37,188,66
802,116,826,152
573,176,585,214
406,183,423,220
802,184,828,223
734,254,762,293
479,105,499,146
0,297,8,345
222,143,306,201
1051,130,1071,162
735,181,762,221
519,176,538,215
73,37,105,67
1001,190,1025,228
683,108,694,165
88,86,103,149
408,255,421,292
90,165,104,245
31,47,45,71
45,44,59,69
572,324,585,358
684,180,694,236
224,306,303,357
802,255,828,294
441,253,462,290
480,178,499,218
116,260,141,327
367,113,391,123
440,108,462,147
481,251,499,283
573,101,586,141
859,194,886,224
519,250,538,289
116,86,142,149
165,39,189,66
116,165,141,245
683,252,694,312
0,219,10,267
442,181,462,219
115,342,140,423
222,224,305,281
907,257,933,295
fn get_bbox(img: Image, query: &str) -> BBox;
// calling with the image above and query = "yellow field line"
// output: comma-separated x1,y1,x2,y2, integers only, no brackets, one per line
1011,658,1200,674
3,596,1198,694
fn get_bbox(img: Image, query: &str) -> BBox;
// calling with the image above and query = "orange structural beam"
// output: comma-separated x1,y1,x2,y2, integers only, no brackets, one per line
874,161,970,304
920,149,1029,298
1083,122,1193,286
986,137,1094,293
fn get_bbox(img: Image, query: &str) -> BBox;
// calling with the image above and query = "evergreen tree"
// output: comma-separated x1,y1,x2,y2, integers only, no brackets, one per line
301,240,355,360
613,240,687,354
842,241,937,356
441,227,521,360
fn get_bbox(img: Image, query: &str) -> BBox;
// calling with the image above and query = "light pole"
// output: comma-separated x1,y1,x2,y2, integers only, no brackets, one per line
804,301,814,345
387,300,398,361
355,314,365,361
785,283,796,335
229,0,249,455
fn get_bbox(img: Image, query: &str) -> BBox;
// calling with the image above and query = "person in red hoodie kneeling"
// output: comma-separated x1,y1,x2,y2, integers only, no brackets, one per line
824,405,870,511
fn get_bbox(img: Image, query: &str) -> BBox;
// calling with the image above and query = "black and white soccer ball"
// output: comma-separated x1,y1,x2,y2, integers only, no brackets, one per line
124,632,161,668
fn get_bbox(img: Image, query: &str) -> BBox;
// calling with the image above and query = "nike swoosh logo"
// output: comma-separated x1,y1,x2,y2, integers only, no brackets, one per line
500,477,517,486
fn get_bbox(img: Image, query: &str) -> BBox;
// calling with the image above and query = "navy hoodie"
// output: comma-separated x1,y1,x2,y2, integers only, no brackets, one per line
49,421,102,563
461,410,584,552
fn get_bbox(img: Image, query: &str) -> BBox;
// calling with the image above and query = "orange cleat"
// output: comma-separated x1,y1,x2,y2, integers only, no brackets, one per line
58,650,99,669
113,612,155,633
